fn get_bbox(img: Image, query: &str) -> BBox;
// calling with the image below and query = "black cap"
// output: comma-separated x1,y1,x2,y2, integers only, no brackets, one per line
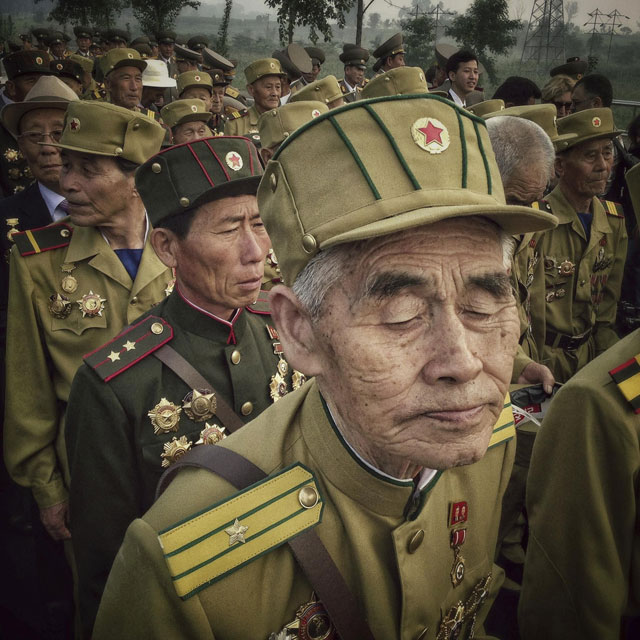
339,44,369,67
174,44,202,63
156,30,177,44
73,26,92,39
187,35,208,51
106,29,129,45
305,46,325,65
50,59,83,84
3,50,52,80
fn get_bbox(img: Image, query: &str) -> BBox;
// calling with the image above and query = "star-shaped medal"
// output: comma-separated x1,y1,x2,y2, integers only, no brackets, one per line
225,518,248,546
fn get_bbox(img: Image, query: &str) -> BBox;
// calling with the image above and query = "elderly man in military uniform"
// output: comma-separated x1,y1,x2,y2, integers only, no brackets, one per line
93,95,557,639
3,101,171,546
65,135,294,639
338,44,370,102
526,108,627,382
372,32,405,74
161,98,213,144
224,58,286,146
99,48,148,112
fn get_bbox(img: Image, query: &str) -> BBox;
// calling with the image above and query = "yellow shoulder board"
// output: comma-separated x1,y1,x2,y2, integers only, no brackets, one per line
158,463,323,599
602,199,625,218
229,109,247,120
609,353,640,413
12,222,73,257
487,394,515,449
531,199,551,212
225,86,240,98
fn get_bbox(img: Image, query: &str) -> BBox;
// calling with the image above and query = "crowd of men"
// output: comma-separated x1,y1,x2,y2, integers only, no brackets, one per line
1,23,640,640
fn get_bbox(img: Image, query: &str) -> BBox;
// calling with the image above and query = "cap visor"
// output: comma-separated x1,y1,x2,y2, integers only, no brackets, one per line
560,130,625,150
1,99,70,138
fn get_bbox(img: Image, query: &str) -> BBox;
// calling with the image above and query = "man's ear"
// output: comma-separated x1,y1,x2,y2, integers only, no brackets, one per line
150,227,179,269
5,80,17,101
554,154,566,179
592,96,603,108
260,147,274,165
246,83,255,98
269,285,324,377
447,70,456,83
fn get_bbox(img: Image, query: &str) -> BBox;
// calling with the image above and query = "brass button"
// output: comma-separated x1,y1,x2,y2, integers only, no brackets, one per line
241,401,253,416
151,162,162,174
132,123,140,130
130,296,138,305
415,628,428,640
301,234,317,253
298,486,319,509
408,529,424,554
230,350,241,365
60,228,70,238
580,280,586,286
151,322,164,335
114,147,123,155
180,197,190,207
270,173,277,191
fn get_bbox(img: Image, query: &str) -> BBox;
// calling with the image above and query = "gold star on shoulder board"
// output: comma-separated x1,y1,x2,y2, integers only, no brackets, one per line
225,518,248,546
108,351,121,362
123,340,136,351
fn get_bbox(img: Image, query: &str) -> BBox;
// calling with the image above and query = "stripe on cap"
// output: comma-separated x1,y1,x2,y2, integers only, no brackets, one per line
187,143,215,187
454,108,467,189
472,119,492,195
202,139,231,182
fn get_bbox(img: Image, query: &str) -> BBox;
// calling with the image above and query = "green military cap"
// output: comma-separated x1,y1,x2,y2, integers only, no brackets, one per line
132,43,153,59
50,58,83,84
209,68,228,86
435,43,457,68
174,44,202,63
556,107,623,151
485,103,577,147
3,49,51,80
290,76,343,106
339,44,369,68
361,66,427,99
136,136,264,226
177,71,213,96
68,53,94,74
130,36,150,46
625,163,640,230
105,29,129,45
550,57,588,80
258,95,558,285
46,31,66,47
7,37,23,53
161,99,211,129
187,35,208,52
373,32,405,70
1,75,78,138
467,99,505,118
51,101,165,165
245,58,286,85
155,30,177,44
202,48,234,72
273,44,312,79
99,48,147,77
73,26,92,39
305,46,325,65
19,32,33,43
258,101,328,150
31,27,51,41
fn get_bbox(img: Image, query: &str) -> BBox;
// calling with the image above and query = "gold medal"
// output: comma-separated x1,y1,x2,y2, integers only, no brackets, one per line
164,278,176,297
450,546,466,587
182,389,217,422
277,356,289,377
48,293,72,319
196,423,226,445
60,263,78,294
160,435,192,468
6,218,19,243
436,602,465,640
270,594,337,640
269,372,288,403
292,370,307,390
558,259,575,276
77,290,106,317
148,398,182,434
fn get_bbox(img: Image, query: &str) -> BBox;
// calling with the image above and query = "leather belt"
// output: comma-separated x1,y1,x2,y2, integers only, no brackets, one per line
545,328,592,351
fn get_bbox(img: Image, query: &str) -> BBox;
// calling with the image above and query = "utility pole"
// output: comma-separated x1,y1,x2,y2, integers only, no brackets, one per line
605,9,629,61
583,8,609,55
520,0,566,70
428,4,454,43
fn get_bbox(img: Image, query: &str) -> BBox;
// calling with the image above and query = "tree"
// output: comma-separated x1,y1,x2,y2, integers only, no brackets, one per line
217,0,233,55
130,0,201,34
355,0,376,45
367,11,380,29
400,14,436,67
43,0,127,27
445,0,521,80
264,0,354,45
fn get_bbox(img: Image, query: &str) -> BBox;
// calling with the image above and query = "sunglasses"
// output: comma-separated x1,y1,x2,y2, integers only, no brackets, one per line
554,101,573,110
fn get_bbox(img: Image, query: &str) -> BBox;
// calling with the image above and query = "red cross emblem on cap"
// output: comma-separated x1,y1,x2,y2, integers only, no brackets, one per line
225,151,243,171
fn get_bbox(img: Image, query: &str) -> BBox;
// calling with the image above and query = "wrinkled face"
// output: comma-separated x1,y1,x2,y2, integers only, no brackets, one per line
17,108,65,190
182,86,213,112
106,65,143,109
556,138,614,199
59,152,136,227
248,75,281,112
172,120,212,144
172,195,271,317
386,52,405,70
6,73,44,101
449,60,479,96
344,65,364,87
503,163,550,206
308,218,519,470
159,42,174,59
76,36,91,52
211,86,225,114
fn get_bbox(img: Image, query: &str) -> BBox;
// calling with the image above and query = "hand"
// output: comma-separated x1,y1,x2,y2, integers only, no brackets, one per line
517,362,555,395
40,501,71,541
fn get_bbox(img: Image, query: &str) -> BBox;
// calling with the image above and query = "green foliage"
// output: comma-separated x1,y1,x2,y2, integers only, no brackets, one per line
217,0,233,55
264,0,355,45
45,0,128,27
130,0,200,34
445,0,521,80
400,14,436,68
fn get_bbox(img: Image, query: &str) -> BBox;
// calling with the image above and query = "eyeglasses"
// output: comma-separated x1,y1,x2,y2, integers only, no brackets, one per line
554,101,573,110
18,130,63,144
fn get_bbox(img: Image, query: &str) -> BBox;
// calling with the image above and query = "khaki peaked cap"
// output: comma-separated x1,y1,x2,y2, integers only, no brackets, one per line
361,67,428,99
258,101,328,150
556,107,623,151
289,76,343,105
258,95,558,285
161,99,211,129
245,58,285,85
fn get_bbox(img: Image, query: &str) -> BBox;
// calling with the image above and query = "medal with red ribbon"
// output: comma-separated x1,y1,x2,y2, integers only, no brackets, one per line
449,501,468,587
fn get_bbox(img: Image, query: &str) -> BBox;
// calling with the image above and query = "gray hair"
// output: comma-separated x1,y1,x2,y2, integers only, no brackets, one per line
486,116,555,183
292,227,515,319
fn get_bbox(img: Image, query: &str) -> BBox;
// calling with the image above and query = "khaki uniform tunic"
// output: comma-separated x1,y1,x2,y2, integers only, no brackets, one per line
223,105,261,147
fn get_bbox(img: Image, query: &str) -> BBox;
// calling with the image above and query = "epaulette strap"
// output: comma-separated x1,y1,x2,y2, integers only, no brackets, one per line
226,86,240,97
246,290,271,315
609,354,640,413
229,109,247,120
487,394,515,449
83,316,173,382
601,199,625,218
158,462,323,599
531,200,551,212
12,222,73,257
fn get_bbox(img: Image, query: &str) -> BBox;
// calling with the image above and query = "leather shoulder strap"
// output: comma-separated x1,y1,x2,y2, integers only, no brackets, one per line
156,445,375,640
153,344,245,433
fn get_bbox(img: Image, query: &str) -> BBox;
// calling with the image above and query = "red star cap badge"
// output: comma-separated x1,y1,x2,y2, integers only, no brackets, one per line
418,120,444,146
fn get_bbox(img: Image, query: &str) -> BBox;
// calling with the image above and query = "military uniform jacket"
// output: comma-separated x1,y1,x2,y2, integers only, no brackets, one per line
3,220,172,509
0,121,33,198
338,78,360,103
530,185,627,382
223,105,261,147
94,380,516,640
519,328,640,639
65,287,290,638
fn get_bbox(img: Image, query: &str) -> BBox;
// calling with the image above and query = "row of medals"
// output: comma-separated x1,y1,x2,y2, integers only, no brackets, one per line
149,325,307,468
47,263,107,319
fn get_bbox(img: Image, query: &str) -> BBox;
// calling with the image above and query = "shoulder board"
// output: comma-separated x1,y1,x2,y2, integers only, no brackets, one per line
362,78,369,85
246,290,271,315
487,394,515,449
12,222,73,257
158,462,323,599
530,199,551,212
83,315,173,382
340,82,348,94
225,86,240,98
609,354,640,413
228,109,248,120
143,108,161,122
600,199,625,218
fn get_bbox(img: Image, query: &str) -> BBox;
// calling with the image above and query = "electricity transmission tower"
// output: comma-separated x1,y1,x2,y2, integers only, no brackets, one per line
520,0,566,70
428,5,454,43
